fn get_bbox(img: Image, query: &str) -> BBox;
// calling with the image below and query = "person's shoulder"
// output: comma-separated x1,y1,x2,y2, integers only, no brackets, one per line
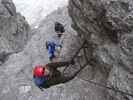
47,35,55,41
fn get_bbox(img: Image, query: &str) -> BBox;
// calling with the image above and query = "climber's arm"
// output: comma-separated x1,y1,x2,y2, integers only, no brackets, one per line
46,61,72,69
43,62,89,89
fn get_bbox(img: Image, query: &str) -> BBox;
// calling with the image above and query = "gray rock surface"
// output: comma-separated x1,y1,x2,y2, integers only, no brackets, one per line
68,0,133,99
0,7,99,100
2,0,133,99
0,0,30,55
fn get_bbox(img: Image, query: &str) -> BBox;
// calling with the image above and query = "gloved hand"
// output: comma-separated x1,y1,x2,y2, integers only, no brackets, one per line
59,45,62,48
70,59,75,65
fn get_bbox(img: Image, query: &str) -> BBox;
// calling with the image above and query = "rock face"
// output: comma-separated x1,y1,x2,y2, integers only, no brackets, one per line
0,7,96,100
0,0,30,55
68,0,133,100
2,0,133,99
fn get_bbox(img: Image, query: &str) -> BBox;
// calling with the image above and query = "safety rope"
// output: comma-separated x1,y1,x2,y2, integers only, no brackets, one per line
60,39,133,98
71,40,87,61
63,40,86,73
81,78,133,97
81,44,133,97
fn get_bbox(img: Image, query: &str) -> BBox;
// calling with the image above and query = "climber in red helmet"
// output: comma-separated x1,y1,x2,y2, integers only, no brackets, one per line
32,64,49,89
32,65,45,77
32,60,77,90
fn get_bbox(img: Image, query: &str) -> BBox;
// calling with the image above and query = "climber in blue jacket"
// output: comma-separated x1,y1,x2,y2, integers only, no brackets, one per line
46,22,65,61
46,41,62,61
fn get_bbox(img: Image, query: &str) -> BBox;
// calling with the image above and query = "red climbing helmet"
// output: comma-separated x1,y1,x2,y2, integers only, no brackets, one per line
32,65,45,77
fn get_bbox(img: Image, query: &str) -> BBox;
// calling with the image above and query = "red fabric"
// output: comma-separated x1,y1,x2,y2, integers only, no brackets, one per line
33,65,45,77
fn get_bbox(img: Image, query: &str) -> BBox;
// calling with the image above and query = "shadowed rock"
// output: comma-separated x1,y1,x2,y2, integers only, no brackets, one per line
68,0,133,99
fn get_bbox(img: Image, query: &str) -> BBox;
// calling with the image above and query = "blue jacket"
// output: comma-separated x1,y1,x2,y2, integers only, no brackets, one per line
46,35,62,58
33,76,46,87
47,41,56,58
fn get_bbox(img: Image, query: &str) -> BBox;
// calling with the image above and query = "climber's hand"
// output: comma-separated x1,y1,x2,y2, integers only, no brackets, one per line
70,59,75,65
39,87,44,91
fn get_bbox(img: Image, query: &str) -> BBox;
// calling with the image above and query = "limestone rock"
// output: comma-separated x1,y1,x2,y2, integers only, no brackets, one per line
0,7,96,100
68,0,133,99
0,0,30,63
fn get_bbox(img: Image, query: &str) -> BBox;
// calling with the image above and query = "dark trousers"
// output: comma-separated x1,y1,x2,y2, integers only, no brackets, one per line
42,61,74,88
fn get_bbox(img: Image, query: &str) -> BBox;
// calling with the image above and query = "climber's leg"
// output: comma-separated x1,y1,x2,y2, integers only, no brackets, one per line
48,45,55,61
46,60,74,69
